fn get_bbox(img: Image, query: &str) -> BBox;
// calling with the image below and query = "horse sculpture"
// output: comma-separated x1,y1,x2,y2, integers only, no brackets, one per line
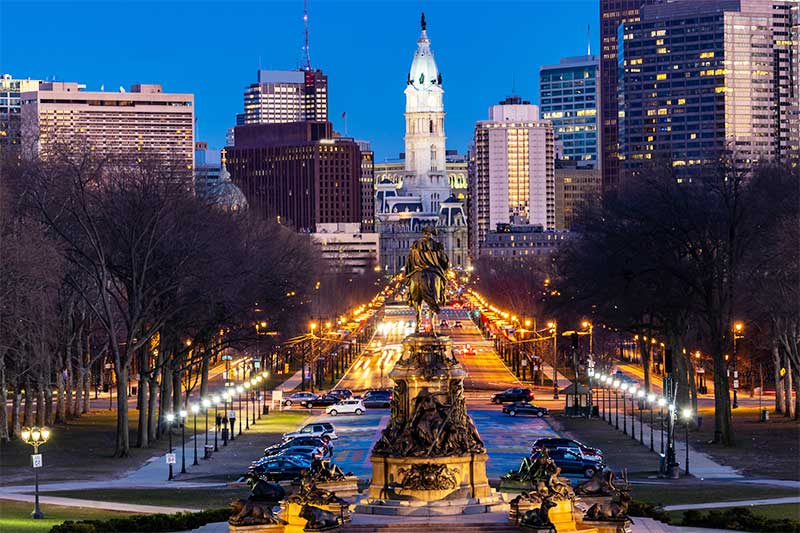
404,226,449,335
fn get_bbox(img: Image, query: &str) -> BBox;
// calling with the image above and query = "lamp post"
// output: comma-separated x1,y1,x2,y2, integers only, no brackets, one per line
179,409,187,474
682,408,693,475
21,426,50,519
191,404,199,465
548,321,558,399
621,383,629,434
251,378,257,425
212,395,220,451
202,398,211,446
647,394,655,452
581,320,593,355
244,382,251,430
236,385,244,435
629,386,637,439
221,392,230,446
658,397,666,454
637,389,645,444
166,413,175,481
732,322,744,409
613,380,620,429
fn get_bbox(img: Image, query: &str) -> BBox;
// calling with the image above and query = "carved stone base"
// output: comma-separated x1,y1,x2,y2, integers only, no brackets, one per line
579,519,632,533
366,454,491,502
316,477,360,500
281,502,344,533
229,524,285,533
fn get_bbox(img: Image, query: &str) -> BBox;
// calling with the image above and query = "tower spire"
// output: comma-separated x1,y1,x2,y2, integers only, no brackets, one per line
587,24,591,55
421,12,426,31
303,0,311,70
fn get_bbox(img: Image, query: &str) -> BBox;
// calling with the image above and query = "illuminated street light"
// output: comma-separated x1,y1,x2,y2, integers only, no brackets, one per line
190,404,200,465
179,409,188,473
21,426,50,519
166,413,176,481
682,407,693,475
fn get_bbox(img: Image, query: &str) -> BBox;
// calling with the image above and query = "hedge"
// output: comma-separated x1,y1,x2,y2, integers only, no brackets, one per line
681,507,800,533
628,499,672,524
49,508,230,533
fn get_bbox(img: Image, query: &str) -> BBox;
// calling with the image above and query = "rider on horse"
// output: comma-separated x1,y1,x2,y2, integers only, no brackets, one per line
404,226,449,334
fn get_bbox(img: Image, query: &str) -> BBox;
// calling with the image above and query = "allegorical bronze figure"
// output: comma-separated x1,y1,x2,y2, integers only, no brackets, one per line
404,226,449,334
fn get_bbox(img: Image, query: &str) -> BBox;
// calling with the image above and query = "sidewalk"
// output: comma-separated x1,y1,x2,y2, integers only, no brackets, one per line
0,491,199,514
663,495,800,511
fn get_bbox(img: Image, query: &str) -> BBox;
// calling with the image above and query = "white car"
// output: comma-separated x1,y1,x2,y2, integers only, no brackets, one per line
326,399,366,416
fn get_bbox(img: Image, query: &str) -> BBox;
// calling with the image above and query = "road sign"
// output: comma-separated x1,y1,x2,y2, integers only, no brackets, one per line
166,453,176,465
228,410,236,419
733,380,739,389
272,390,283,402
521,359,528,367
254,361,261,369
31,454,43,468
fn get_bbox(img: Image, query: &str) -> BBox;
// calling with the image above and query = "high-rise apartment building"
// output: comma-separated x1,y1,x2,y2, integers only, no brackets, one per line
356,140,376,232
619,0,799,176
21,82,194,178
540,55,600,167
554,160,602,230
240,69,328,125
600,0,657,191
470,96,555,257
226,121,362,232
1,74,43,150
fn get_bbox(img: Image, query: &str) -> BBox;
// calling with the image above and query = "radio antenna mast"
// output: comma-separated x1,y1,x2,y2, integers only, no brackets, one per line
303,0,312,70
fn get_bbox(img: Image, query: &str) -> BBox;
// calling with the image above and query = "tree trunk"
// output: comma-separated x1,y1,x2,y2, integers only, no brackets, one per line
159,363,173,438
200,353,210,399
82,367,91,414
0,359,8,441
23,376,34,426
45,385,55,426
56,367,67,423
784,357,794,418
11,381,22,438
638,337,652,392
711,347,734,446
773,342,784,414
688,361,698,413
147,375,159,444
172,367,182,414
136,348,149,448
794,369,800,421
114,364,130,457
36,384,45,426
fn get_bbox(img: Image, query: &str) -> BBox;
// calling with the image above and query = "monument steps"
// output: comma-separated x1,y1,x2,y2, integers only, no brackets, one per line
342,524,523,532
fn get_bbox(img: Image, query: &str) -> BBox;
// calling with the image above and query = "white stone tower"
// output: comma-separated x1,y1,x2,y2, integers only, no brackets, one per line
403,12,449,214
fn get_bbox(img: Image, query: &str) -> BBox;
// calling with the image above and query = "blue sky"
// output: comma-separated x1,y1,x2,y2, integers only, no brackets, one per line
1,1,598,161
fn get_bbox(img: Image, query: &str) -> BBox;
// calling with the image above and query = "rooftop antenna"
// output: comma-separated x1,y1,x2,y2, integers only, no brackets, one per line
303,0,311,71
587,24,591,56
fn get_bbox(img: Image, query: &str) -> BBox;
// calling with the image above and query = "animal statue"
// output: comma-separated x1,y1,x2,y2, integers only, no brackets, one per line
520,498,557,531
244,473,286,502
229,499,286,526
299,503,340,531
576,470,617,496
584,491,632,521
547,467,575,501
404,226,449,335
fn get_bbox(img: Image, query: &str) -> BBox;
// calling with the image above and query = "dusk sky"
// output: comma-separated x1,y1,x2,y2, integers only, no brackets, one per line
2,1,598,161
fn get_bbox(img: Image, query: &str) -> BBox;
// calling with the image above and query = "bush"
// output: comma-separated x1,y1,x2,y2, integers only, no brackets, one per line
50,508,231,533
681,507,800,533
627,499,672,524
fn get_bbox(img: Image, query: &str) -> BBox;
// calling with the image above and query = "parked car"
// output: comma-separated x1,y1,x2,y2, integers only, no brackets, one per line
264,444,328,461
301,394,340,408
362,389,392,408
531,437,603,459
613,371,638,386
502,402,548,417
326,399,366,416
248,455,311,481
531,448,605,478
453,321,464,329
283,422,338,441
282,392,318,407
328,389,353,400
491,387,535,404
264,436,331,456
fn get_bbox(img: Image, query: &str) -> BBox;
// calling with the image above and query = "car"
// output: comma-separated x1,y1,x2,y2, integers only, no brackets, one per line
362,389,392,408
460,343,476,356
264,444,328,461
613,371,638,386
326,399,366,416
502,402,548,417
282,392,318,407
531,437,603,459
440,320,450,328
248,455,311,481
328,389,353,400
531,448,605,478
453,321,464,329
283,422,338,441
264,436,331,456
301,394,340,408
491,387,535,404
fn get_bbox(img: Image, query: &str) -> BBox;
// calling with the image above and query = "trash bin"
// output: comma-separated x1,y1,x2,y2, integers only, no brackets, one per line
263,405,269,415
203,444,214,459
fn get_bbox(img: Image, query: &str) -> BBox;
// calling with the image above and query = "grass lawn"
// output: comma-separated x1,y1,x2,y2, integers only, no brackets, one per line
41,487,248,510
666,503,800,523
631,481,800,507
0,499,135,533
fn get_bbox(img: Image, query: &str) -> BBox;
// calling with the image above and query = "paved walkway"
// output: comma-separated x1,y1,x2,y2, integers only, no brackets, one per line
663,495,800,511
0,491,199,514
629,516,747,533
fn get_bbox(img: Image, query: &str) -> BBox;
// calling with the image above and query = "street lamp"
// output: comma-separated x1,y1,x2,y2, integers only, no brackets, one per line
202,398,211,446
244,382,251,430
647,393,656,451
732,322,744,409
613,380,621,429
250,378,258,425
166,413,175,481
190,404,199,465
179,409,187,474
621,383,629,434
637,389,645,444
212,395,220,451
629,385,637,439
548,321,558,399
581,320,593,354
236,385,244,435
682,407,693,475
21,426,50,519
657,397,666,453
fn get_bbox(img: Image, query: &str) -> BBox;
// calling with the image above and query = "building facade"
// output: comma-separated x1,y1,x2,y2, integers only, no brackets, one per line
356,140,376,232
600,0,658,192
226,121,362,232
1,74,43,150
619,0,799,176
554,160,601,230
238,69,328,125
311,223,379,274
21,82,194,179
480,224,572,260
469,96,555,258
375,15,469,274
194,141,222,199
374,150,468,199
540,55,600,167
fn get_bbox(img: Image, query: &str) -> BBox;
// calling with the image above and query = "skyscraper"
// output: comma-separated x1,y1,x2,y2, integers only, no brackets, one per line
375,14,468,274
356,139,376,232
0,74,43,150
600,0,657,191
21,82,194,179
619,0,799,176
469,96,555,257
240,69,328,125
540,55,600,167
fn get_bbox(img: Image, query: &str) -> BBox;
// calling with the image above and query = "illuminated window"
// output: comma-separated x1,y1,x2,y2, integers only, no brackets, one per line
657,48,668,54
699,51,715,59
677,98,686,105
656,73,667,80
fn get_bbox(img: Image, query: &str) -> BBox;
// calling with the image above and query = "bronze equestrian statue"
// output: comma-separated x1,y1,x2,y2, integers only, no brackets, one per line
404,226,449,334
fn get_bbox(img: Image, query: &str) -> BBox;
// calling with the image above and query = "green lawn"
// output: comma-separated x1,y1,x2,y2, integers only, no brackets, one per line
632,482,799,507
0,499,135,533
667,503,800,523
41,487,249,510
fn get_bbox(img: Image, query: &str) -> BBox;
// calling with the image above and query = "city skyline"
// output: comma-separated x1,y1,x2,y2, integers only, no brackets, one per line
0,0,598,161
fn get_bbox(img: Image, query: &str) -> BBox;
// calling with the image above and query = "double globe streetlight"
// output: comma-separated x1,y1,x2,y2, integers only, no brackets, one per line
21,426,51,519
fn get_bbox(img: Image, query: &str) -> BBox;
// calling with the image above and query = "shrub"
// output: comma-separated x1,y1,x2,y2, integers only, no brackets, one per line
627,499,672,524
682,507,800,533
50,508,231,533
